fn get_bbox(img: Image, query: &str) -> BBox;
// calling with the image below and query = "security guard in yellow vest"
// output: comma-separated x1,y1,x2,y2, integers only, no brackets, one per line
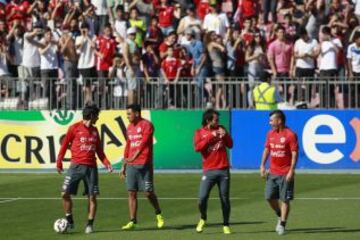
253,72,279,110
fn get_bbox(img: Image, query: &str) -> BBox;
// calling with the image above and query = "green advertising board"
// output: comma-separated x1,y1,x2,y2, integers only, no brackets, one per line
151,110,230,169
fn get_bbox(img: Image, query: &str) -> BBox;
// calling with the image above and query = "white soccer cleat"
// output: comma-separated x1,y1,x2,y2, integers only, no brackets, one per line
85,225,93,234
275,218,281,232
276,225,285,235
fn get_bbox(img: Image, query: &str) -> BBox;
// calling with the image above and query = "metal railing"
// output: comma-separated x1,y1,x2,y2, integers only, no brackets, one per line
0,76,359,110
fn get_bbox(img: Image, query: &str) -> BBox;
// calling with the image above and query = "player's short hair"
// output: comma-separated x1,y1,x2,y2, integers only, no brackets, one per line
127,104,141,114
270,110,286,124
83,104,100,120
202,109,219,126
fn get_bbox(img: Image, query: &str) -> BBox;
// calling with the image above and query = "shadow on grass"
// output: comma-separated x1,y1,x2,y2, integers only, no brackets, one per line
96,221,265,233
288,227,360,234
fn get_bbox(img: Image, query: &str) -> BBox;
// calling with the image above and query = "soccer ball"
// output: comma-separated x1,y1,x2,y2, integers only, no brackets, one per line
53,218,69,233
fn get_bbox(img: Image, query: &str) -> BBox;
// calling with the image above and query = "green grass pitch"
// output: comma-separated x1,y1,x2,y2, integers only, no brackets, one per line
0,173,359,240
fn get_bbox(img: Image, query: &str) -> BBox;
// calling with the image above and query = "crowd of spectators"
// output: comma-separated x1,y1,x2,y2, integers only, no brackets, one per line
0,0,360,109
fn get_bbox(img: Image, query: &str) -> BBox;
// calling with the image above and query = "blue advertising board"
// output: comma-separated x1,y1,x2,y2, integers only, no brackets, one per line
231,110,360,169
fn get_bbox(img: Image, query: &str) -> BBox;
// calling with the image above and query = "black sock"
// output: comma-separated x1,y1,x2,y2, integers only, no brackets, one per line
280,221,286,227
155,209,161,215
87,219,94,226
276,210,281,218
65,214,74,224
131,218,137,224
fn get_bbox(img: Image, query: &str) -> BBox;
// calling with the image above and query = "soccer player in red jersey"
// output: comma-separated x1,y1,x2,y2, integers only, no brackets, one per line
56,104,113,234
194,109,233,234
260,110,298,235
120,104,164,230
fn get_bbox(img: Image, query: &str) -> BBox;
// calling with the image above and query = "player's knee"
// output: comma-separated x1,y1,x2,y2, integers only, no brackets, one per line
128,191,137,199
145,191,154,198
61,192,70,200
198,195,208,204
89,196,97,203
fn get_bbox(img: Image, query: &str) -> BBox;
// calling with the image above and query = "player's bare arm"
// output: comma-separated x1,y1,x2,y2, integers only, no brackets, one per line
260,148,269,178
286,151,298,182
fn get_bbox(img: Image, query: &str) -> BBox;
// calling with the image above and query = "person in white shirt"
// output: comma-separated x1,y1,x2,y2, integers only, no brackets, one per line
292,27,318,104
293,27,318,78
38,27,59,109
346,31,360,107
113,5,128,42
352,0,360,21
347,32,360,78
22,23,45,79
76,22,97,106
92,0,109,35
315,26,343,108
203,4,230,38
317,26,342,77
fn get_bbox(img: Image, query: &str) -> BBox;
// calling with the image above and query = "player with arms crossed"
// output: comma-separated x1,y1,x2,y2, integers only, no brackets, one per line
194,109,233,234
260,110,298,235
56,104,113,234
120,104,164,230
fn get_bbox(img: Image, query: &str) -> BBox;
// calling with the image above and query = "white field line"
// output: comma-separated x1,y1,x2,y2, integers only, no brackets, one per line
0,197,360,201
0,198,20,204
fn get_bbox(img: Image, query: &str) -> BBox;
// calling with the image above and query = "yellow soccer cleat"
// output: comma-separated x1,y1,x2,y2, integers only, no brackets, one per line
156,214,165,229
121,221,136,230
196,219,206,233
223,226,231,234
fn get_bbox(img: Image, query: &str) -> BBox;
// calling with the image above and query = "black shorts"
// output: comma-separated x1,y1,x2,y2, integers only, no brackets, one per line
295,68,315,78
62,163,99,196
79,68,96,87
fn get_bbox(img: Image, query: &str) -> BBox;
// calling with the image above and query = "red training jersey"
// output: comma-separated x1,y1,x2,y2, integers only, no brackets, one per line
96,35,117,71
158,5,174,28
265,128,298,176
194,126,233,172
161,57,182,80
124,118,154,165
56,122,110,168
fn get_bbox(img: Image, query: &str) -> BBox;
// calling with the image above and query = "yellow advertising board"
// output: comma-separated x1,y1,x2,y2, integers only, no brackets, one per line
0,110,150,169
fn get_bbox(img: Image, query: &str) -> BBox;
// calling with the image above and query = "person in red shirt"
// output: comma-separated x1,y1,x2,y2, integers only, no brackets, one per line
6,0,31,28
161,47,182,107
159,31,180,59
95,23,118,108
56,104,113,234
120,104,164,230
193,109,233,234
260,110,298,235
157,0,175,35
